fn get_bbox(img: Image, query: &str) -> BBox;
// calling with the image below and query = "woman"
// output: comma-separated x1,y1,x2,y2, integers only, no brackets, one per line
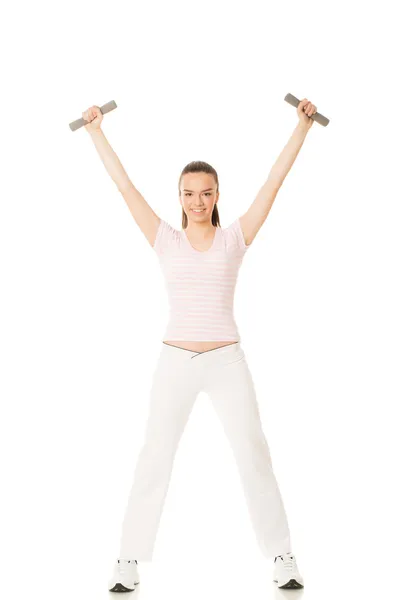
82,97,317,591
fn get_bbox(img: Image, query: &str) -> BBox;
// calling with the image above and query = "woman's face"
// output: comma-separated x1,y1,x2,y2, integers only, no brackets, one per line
179,173,219,223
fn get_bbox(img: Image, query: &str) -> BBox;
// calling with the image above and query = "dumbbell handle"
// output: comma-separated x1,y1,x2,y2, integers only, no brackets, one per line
284,93,329,127
69,100,118,131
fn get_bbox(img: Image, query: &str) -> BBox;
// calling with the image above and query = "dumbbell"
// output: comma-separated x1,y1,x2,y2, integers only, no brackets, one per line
284,93,329,126
69,96,329,130
69,100,117,131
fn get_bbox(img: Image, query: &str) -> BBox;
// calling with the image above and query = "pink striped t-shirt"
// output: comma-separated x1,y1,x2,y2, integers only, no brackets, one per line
152,218,251,341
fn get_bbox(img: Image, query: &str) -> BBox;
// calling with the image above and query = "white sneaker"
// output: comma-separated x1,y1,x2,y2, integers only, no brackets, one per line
272,552,304,589
108,559,140,592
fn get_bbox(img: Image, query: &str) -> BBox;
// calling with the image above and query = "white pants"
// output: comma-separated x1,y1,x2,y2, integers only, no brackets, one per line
119,341,292,561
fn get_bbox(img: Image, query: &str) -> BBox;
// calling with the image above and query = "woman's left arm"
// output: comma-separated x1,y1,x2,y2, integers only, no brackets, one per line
239,98,317,246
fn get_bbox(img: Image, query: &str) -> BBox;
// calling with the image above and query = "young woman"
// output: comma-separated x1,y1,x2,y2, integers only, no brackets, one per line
82,98,317,591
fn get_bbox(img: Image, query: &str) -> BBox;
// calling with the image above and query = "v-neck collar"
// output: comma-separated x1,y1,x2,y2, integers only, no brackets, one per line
182,226,219,254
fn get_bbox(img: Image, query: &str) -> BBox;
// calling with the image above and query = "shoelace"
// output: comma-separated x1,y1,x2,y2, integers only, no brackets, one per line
117,559,135,574
279,554,297,573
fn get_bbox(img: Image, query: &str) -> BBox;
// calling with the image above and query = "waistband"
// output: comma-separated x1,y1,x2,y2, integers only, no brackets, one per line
161,341,241,360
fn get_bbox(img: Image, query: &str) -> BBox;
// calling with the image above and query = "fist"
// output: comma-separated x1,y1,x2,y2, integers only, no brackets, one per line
297,98,317,130
82,105,103,133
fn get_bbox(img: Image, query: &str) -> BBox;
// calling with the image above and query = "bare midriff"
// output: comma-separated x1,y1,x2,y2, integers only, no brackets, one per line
163,340,238,352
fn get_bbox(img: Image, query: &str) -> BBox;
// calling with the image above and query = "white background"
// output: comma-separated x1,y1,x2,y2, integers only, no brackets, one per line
1,1,399,598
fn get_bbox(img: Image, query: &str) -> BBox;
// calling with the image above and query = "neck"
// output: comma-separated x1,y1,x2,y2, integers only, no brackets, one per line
185,220,215,237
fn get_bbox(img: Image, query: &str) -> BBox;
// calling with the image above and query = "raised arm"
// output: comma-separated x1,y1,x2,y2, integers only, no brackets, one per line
239,98,317,246
84,105,160,248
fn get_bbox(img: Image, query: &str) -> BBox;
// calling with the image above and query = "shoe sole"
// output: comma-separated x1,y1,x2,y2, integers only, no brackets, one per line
109,581,140,593
273,578,304,589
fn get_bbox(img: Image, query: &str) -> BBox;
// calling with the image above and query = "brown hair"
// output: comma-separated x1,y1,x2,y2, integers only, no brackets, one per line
178,161,221,229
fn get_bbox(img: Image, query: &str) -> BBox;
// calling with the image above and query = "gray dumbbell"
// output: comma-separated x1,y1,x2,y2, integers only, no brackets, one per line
69,100,118,131
284,93,329,127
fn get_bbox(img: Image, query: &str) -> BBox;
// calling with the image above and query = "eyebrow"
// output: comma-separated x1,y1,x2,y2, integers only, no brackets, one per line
183,188,214,192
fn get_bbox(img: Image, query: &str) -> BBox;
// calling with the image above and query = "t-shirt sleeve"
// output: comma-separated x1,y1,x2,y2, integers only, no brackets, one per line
224,218,251,252
153,218,179,256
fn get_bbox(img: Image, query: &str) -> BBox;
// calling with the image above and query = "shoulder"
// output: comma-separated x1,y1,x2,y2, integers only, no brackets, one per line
221,218,250,252
153,218,181,255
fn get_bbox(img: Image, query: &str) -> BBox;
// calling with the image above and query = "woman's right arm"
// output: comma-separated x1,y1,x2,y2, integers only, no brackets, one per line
84,105,160,248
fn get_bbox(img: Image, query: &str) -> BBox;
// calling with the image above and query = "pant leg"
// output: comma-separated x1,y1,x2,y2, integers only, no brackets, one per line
119,347,199,561
204,347,292,559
